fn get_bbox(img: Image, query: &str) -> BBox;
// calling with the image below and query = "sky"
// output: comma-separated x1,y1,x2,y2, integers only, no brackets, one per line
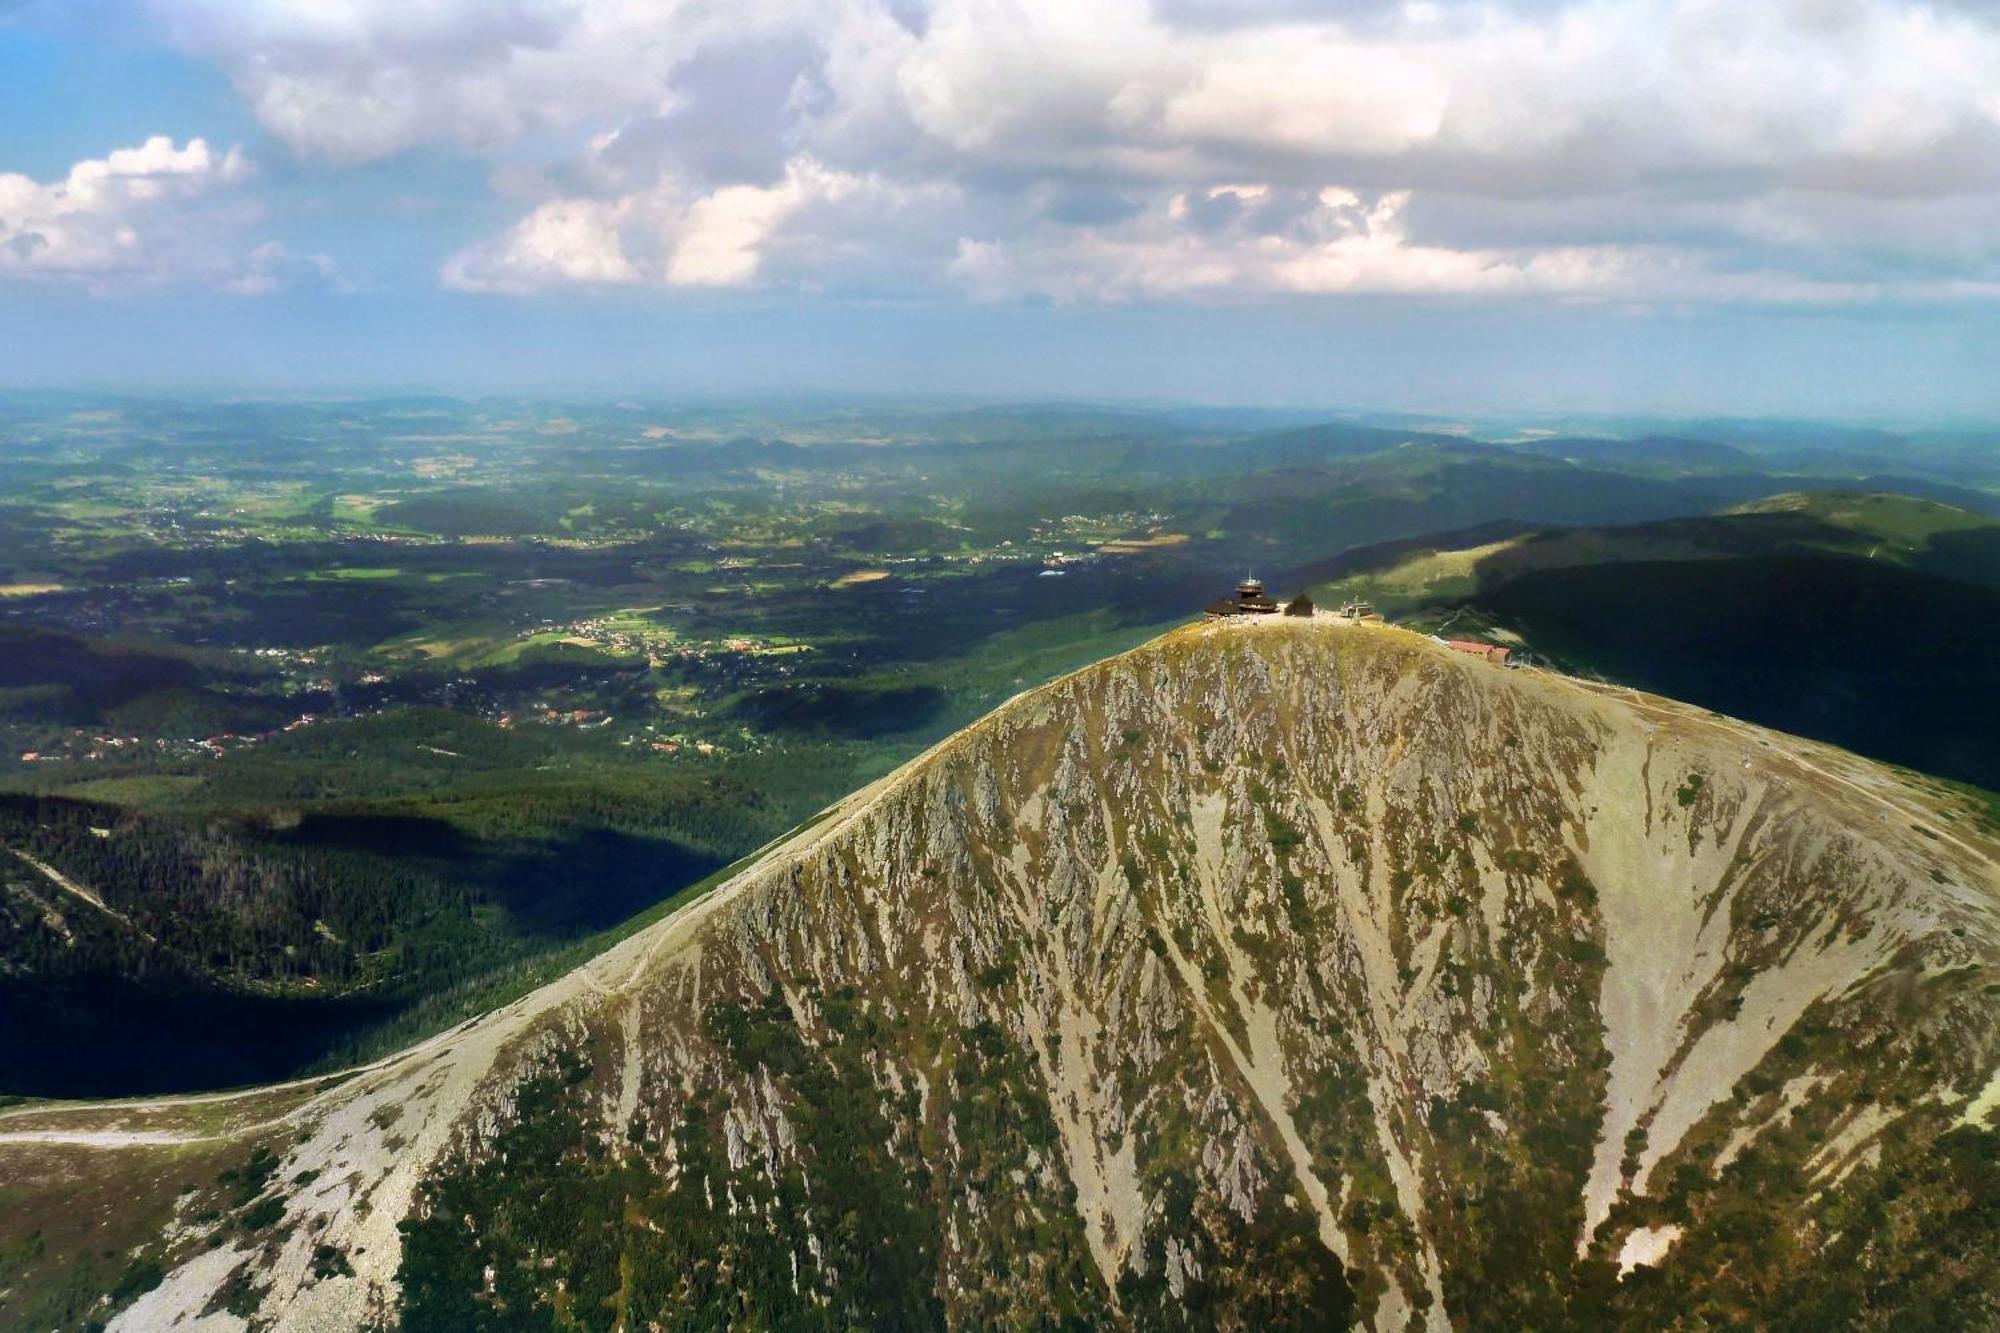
1,0,1998,417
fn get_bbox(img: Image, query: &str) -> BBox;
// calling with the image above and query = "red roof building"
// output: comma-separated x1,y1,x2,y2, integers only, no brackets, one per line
1445,639,1512,666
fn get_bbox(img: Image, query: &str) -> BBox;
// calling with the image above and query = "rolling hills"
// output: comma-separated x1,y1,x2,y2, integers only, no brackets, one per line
2,616,1994,1330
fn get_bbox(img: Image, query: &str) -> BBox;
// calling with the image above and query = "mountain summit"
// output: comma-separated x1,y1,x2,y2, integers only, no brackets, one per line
6,617,1997,1330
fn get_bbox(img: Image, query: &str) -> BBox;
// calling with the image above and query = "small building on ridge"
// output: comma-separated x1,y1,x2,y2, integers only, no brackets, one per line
1443,638,1512,666
1205,576,1281,618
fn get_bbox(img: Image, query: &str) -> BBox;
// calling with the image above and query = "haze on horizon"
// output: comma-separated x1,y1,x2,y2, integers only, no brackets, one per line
2,0,1998,418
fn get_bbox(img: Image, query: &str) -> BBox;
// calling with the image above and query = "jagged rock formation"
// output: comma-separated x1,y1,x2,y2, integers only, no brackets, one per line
5,617,1997,1330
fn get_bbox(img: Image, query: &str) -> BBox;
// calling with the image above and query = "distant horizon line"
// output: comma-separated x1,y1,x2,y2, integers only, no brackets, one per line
0,385,1991,432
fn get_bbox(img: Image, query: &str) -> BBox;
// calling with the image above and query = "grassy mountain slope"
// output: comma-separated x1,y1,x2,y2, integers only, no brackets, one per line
1732,490,2000,585
1307,493,2000,790
2,618,1994,1331
1309,491,2000,612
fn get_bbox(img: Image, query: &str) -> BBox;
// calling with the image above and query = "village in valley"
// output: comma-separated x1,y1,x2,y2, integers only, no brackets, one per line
1,423,1339,887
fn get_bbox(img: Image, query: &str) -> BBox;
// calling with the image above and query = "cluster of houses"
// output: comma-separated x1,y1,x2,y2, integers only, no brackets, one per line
496,706,613,730
14,710,332,768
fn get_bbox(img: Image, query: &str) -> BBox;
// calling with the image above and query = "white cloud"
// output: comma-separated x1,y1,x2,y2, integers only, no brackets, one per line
146,0,820,163
947,187,1577,302
441,158,905,293
441,197,641,293
220,240,347,296
0,135,345,293
948,185,1901,306
668,168,844,287
168,0,2000,181
0,136,255,286
1152,25,1448,156
153,0,2000,305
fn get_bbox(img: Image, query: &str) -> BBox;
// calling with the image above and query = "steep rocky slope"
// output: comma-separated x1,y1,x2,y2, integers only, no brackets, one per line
4,617,1997,1330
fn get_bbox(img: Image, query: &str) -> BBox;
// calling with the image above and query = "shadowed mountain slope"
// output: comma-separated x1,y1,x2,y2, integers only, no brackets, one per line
1304,493,2000,790
2,618,1996,1331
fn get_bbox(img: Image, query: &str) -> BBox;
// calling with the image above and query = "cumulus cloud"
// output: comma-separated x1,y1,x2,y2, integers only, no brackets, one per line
1,137,234,283
954,185,1600,302
441,158,914,293
0,135,343,293
949,185,1910,305
143,0,822,163
148,0,2000,305
443,152,965,294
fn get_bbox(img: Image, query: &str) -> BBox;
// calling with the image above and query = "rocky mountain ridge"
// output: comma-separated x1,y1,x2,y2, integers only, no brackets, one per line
3,615,1996,1330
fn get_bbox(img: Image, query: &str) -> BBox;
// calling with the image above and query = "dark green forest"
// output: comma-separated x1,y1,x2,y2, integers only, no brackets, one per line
1474,556,2000,790
0,752,832,1095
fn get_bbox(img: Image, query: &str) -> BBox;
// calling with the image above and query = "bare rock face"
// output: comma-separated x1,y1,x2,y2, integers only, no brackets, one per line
11,618,1999,1331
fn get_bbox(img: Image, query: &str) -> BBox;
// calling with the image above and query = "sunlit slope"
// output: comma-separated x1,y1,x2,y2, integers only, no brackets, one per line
3,617,1996,1330
1309,490,2000,614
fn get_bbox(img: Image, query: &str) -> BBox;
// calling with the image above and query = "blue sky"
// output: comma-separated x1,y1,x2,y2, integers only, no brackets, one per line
2,0,1998,417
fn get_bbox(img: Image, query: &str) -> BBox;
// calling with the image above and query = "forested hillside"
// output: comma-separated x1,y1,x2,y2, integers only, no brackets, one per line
0,760,809,1094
